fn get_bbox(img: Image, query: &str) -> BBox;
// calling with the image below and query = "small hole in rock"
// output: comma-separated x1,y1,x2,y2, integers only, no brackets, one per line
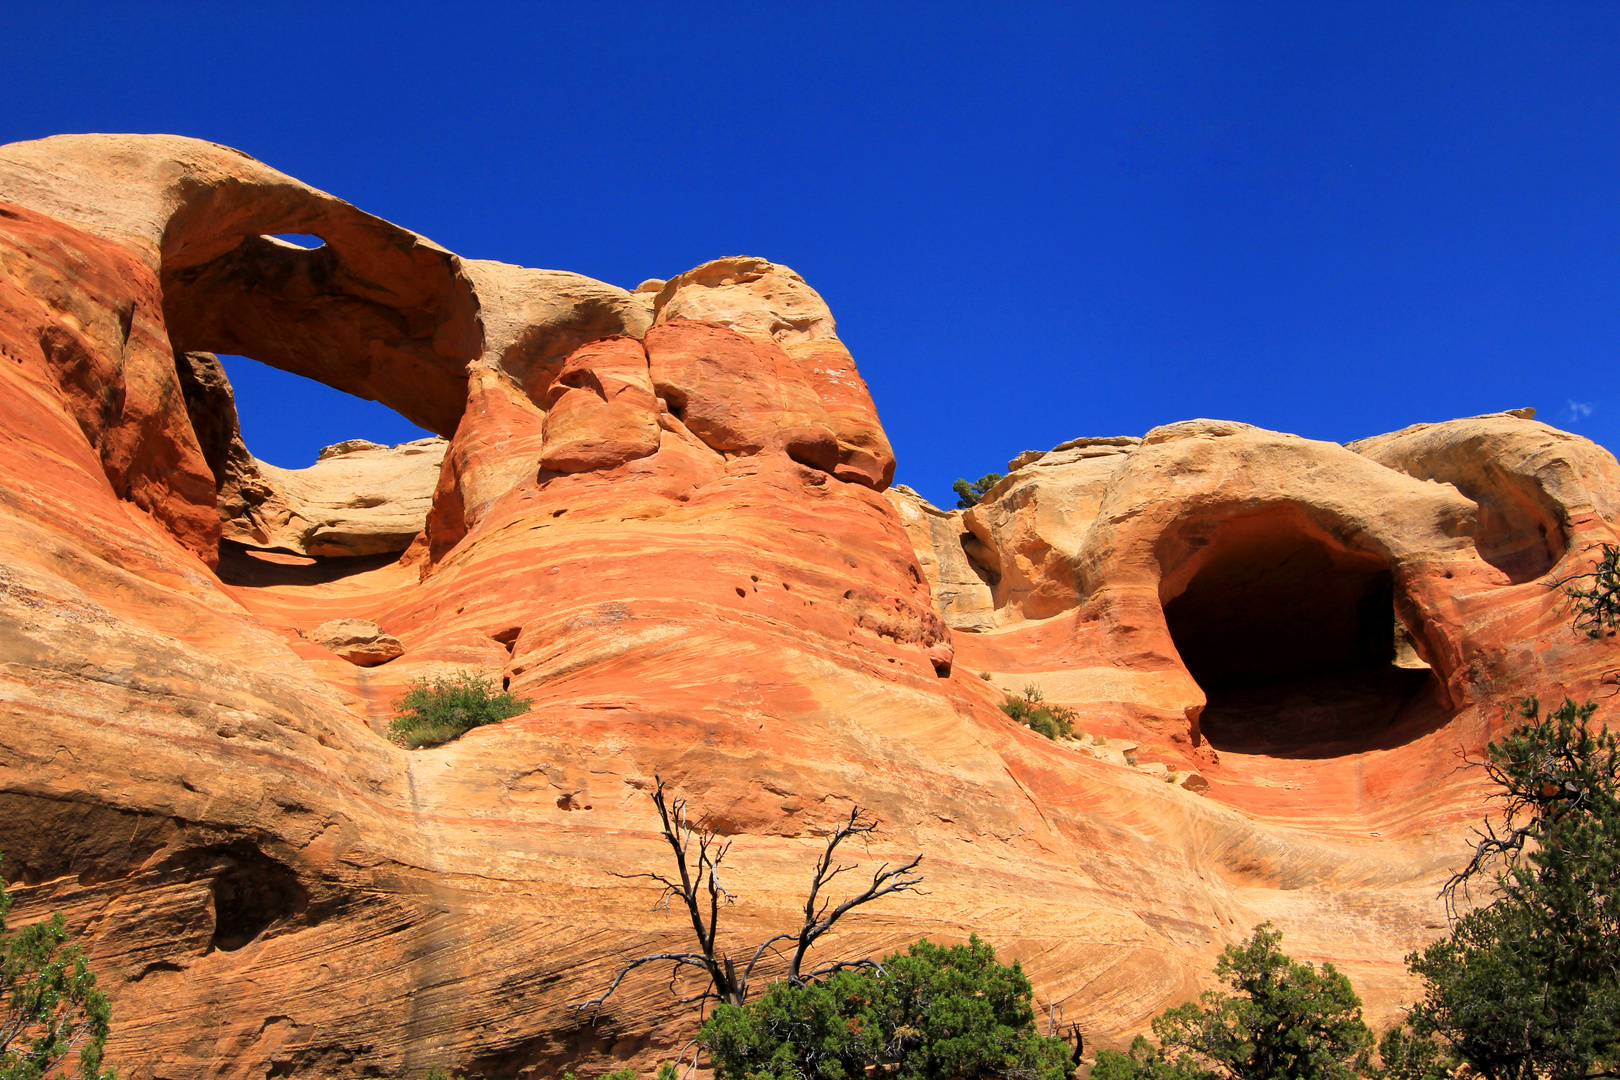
750,574,760,582
843,590,855,600
736,587,747,598
553,508,567,518
263,233,326,249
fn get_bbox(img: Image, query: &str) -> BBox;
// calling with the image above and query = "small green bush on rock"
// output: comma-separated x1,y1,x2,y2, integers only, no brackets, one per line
953,474,1004,509
999,685,1078,741
0,859,114,1080
388,671,531,748
1092,923,1372,1080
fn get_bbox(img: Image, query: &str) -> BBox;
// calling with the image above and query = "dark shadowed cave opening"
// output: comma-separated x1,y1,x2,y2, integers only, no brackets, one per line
1163,515,1443,756
207,842,307,952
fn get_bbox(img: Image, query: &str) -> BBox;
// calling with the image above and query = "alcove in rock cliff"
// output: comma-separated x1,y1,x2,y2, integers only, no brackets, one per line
1164,513,1442,756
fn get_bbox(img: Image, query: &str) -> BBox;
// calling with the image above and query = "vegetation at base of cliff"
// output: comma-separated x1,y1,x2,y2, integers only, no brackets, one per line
0,860,114,1080
953,473,1004,509
1097,695,1620,1080
1092,924,1377,1080
1404,696,1620,1080
387,671,531,748
1000,684,1079,741
699,936,1075,1080
423,1066,674,1080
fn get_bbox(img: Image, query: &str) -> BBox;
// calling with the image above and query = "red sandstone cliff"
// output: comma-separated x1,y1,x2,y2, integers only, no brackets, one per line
1,133,1617,1079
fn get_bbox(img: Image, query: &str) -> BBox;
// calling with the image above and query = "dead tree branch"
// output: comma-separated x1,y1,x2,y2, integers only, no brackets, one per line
574,777,925,1020
786,805,926,984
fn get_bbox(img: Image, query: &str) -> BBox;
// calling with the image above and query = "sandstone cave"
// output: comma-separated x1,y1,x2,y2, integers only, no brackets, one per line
1163,514,1442,756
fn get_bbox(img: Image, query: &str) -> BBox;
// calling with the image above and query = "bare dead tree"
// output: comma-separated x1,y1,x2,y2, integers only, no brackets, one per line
573,776,925,1018
1045,1003,1084,1069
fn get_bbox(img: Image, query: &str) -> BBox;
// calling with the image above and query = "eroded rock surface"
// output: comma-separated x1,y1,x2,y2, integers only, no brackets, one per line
885,485,995,631
0,134,1617,1080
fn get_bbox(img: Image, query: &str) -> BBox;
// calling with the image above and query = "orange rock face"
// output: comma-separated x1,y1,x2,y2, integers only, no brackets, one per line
1,134,1619,1080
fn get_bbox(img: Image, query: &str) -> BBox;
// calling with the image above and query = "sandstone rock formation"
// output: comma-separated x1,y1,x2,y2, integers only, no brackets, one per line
254,438,446,557
1,133,1618,1080
174,350,446,557
311,618,406,667
886,485,996,631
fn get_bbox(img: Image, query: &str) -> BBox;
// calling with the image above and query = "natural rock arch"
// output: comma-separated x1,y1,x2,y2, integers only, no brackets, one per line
0,133,485,437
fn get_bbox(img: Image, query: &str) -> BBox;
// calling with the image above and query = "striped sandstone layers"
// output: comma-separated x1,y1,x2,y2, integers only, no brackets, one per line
2,134,1618,1079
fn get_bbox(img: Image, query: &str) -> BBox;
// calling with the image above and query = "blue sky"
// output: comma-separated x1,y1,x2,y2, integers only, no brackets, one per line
6,3,1619,506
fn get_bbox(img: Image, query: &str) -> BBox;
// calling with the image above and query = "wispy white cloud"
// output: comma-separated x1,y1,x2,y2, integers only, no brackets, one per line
1565,400,1595,424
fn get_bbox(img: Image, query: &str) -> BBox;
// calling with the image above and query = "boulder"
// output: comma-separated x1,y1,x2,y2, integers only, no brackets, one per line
312,618,404,666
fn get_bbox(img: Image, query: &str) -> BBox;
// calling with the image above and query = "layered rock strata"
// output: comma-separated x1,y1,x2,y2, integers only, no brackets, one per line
0,134,1617,1080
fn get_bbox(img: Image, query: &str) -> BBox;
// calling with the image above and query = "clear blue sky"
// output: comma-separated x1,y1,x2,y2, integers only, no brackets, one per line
6,3,1619,506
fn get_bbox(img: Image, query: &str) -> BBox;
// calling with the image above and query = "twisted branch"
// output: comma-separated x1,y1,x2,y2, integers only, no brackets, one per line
573,778,925,1022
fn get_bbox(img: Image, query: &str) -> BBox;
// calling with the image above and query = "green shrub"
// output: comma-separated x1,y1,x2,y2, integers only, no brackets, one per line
0,859,114,1080
388,671,531,748
699,935,1073,1080
1405,696,1620,1080
953,474,1004,509
1559,543,1620,638
999,685,1079,741
1092,923,1371,1080
1365,1026,1458,1080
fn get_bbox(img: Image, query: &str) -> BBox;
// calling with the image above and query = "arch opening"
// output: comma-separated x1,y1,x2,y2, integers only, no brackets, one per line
214,353,432,469
263,233,326,250
1164,513,1442,756
174,349,443,568
159,199,481,439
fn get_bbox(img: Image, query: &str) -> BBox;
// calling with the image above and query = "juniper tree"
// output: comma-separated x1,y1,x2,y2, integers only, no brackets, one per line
698,936,1074,1080
1091,924,1371,1080
0,861,114,1080
953,474,1004,509
1406,696,1620,1080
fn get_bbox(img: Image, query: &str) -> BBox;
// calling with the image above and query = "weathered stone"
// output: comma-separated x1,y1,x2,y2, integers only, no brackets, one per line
312,618,404,666
651,258,895,489
885,486,995,631
540,337,664,473
1348,411,1620,584
253,438,446,557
